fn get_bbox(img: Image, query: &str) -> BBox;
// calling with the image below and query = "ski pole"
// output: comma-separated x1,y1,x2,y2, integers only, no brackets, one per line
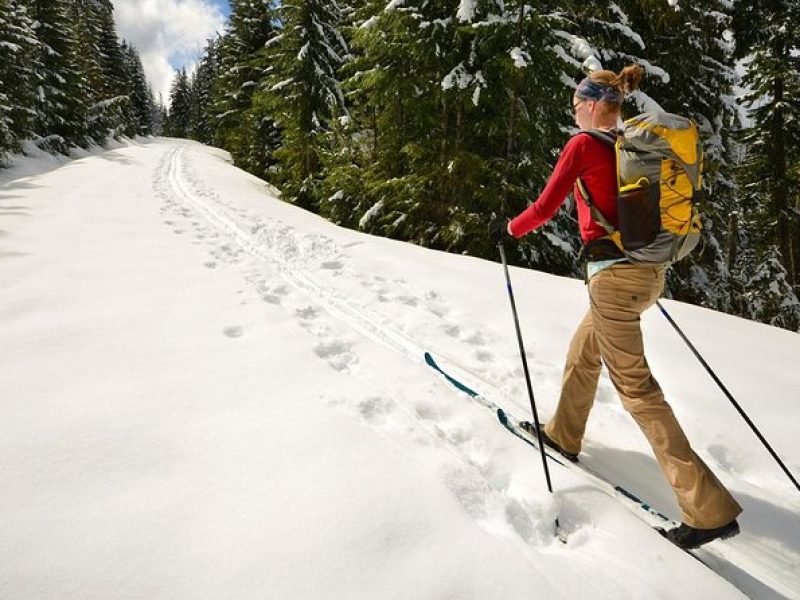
655,300,800,493
497,242,561,535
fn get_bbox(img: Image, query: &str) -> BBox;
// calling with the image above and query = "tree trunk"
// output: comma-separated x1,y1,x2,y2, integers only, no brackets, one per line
770,67,794,286
727,211,739,275
452,98,463,205
371,107,378,164
506,2,526,159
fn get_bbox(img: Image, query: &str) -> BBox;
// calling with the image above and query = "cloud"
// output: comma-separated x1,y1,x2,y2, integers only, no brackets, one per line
111,0,227,106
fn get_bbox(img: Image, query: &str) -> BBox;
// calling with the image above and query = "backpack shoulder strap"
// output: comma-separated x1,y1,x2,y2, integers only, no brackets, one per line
581,129,618,147
574,130,618,235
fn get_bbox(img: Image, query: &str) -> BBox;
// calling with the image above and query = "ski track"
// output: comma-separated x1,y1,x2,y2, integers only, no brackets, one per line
153,144,560,555
153,143,799,599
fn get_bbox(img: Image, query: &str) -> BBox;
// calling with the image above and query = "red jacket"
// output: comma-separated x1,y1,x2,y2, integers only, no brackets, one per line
509,133,618,244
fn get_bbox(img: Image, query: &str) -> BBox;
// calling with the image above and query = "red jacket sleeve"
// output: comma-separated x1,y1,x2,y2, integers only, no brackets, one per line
508,136,585,238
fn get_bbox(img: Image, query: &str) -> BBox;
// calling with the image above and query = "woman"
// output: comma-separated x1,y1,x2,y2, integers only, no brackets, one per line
489,65,741,549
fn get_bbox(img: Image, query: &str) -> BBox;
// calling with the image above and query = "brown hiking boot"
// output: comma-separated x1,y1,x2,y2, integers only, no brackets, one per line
519,421,579,463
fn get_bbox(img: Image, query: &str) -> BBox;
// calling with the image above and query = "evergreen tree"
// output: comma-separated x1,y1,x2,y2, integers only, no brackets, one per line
151,93,167,137
165,69,192,138
189,37,221,144
324,1,574,266
30,0,89,152
211,0,280,176
733,0,800,316
122,42,155,136
79,0,132,140
0,0,39,157
447,0,580,265
256,0,348,208
322,0,436,231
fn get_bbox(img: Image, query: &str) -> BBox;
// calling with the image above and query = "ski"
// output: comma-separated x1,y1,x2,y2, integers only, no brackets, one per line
425,352,675,524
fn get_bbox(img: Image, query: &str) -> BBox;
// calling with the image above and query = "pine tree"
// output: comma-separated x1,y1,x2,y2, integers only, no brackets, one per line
122,42,154,136
30,0,89,152
151,93,167,136
211,0,280,176
80,0,132,140
165,69,192,138
0,0,39,157
255,0,348,208
315,0,378,229
445,0,580,265
325,1,575,266
189,37,221,144
733,0,800,319
327,0,443,231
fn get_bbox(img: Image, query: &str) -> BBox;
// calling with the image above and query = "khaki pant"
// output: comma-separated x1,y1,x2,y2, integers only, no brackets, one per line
545,263,741,529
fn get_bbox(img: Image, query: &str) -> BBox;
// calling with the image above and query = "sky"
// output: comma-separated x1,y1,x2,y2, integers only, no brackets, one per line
111,0,231,106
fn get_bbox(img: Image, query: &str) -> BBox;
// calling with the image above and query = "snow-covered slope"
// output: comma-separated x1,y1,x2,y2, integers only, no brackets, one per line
1,139,798,599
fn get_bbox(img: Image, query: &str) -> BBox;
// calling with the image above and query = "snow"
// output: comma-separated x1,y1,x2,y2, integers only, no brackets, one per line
552,31,602,73
456,0,476,23
359,16,379,30
358,198,384,229
1,138,799,599
442,62,472,91
589,18,645,50
510,47,528,68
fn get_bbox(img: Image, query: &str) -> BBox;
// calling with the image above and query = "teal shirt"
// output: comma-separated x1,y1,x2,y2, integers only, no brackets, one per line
587,258,628,279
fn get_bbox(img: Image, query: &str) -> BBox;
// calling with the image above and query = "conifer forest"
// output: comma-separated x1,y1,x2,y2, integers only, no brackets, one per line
2,0,799,332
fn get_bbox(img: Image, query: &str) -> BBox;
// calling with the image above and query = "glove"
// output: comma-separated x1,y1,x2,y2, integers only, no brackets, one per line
488,216,513,244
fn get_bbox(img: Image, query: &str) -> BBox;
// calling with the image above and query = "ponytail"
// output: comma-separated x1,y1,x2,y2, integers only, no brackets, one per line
610,64,644,94
585,64,645,103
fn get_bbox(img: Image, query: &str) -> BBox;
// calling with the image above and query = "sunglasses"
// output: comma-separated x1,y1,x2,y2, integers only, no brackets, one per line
571,99,589,114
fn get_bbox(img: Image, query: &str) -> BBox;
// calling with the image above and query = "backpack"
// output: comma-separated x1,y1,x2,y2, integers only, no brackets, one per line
576,112,704,265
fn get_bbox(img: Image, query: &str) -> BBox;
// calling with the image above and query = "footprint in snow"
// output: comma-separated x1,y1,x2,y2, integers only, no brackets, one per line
321,260,343,271
295,305,319,321
706,443,738,474
356,396,394,425
442,323,460,338
313,339,357,372
474,350,494,363
398,295,419,307
463,331,486,346
223,326,244,338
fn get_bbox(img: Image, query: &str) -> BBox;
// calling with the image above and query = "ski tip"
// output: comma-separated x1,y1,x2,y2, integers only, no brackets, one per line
497,408,507,423
423,352,435,366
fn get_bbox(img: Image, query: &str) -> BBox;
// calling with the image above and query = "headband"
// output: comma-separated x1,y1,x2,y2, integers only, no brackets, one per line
576,77,624,104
